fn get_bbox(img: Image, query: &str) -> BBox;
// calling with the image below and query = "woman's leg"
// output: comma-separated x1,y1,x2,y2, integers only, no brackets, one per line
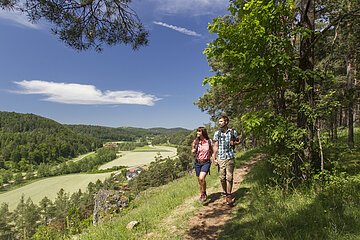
198,171,207,194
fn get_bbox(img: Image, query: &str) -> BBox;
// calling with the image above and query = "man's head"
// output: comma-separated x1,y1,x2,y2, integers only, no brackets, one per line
218,115,229,128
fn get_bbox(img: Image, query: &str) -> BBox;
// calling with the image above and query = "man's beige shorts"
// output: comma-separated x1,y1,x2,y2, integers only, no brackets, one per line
218,158,235,182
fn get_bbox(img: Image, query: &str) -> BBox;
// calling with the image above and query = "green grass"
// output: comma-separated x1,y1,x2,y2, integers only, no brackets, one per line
323,127,360,175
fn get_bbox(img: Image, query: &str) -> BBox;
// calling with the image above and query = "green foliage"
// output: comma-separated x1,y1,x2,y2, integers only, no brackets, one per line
31,225,63,240
1,0,149,51
129,155,191,193
68,125,190,142
0,111,102,166
0,203,14,239
13,195,40,240
198,0,359,185
117,141,147,151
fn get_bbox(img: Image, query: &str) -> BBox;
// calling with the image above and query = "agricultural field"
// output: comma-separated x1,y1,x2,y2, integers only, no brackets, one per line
0,172,111,210
99,146,177,170
0,146,177,210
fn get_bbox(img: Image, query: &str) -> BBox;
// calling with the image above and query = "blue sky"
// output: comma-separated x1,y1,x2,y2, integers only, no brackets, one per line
0,0,229,129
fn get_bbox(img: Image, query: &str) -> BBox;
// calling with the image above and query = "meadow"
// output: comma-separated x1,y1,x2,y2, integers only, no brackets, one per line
99,146,177,170
0,146,177,210
0,172,111,210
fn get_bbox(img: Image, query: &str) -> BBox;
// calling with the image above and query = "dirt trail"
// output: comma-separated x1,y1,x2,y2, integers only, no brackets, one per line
182,157,259,240
145,156,260,240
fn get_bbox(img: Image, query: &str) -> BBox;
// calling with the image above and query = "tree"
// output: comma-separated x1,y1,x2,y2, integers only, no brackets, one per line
331,0,360,147
200,0,302,183
13,195,40,239
0,0,148,51
38,196,55,226
53,188,70,223
0,203,14,239
198,0,359,185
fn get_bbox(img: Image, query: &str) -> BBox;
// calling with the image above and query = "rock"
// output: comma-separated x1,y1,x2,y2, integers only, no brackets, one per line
126,220,139,230
93,189,129,225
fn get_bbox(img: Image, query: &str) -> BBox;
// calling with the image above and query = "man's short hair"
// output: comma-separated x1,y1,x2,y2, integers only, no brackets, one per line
219,115,229,124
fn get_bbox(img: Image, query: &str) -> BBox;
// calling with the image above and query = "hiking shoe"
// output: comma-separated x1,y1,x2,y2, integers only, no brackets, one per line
226,195,234,205
199,193,207,203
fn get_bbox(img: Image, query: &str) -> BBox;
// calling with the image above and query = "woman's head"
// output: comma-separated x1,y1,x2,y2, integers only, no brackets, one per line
196,127,209,140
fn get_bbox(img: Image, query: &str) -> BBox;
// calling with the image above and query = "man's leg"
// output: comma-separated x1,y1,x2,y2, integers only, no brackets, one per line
225,159,235,204
218,159,227,194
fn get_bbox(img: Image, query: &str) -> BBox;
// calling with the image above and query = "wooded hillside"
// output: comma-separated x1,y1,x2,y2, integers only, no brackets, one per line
0,112,102,165
67,124,190,142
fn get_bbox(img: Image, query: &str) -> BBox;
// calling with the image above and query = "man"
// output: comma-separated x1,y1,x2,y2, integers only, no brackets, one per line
212,115,240,205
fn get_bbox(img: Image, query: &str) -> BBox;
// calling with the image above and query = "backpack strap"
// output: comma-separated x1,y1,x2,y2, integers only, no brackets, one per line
208,138,213,156
217,129,221,142
194,138,200,158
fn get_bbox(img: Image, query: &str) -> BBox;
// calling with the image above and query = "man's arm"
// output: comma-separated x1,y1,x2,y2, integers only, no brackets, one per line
212,140,218,165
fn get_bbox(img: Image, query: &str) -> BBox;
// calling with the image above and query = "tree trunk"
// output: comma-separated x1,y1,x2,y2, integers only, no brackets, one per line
346,54,356,147
293,0,316,180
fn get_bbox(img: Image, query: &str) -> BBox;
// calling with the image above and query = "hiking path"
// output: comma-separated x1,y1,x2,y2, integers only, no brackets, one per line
144,156,260,240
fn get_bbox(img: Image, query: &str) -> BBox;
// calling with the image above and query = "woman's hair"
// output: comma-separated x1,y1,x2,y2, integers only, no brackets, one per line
196,126,210,140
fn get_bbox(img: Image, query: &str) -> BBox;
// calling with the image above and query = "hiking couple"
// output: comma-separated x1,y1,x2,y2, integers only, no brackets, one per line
192,115,240,205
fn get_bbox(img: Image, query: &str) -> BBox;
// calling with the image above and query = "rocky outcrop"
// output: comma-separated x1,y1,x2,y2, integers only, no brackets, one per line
126,220,139,230
93,189,129,225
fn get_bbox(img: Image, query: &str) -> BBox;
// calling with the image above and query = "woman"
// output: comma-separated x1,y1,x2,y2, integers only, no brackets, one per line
192,127,212,203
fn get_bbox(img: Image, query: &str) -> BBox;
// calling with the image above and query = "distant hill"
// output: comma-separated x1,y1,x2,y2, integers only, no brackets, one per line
0,111,102,165
67,125,191,142
0,111,67,133
148,127,191,134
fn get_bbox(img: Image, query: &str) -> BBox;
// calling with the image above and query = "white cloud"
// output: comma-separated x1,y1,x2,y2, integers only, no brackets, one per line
153,21,201,37
13,80,161,106
148,0,228,15
0,10,41,29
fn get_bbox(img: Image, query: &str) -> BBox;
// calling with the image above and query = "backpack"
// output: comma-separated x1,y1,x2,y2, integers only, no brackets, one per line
217,129,237,150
